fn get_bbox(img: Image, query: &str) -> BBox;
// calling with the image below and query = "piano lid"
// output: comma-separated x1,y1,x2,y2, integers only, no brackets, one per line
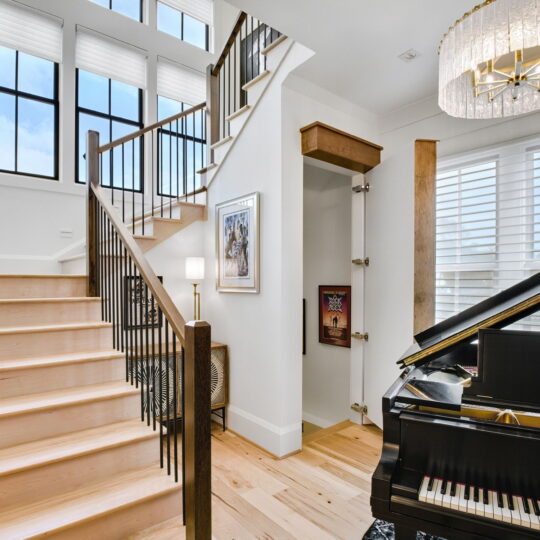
398,272,540,368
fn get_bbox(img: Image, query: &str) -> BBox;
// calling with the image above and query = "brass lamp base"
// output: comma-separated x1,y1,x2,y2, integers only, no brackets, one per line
192,283,201,321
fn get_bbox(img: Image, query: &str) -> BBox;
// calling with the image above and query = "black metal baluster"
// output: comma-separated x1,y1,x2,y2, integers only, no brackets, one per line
192,112,196,202
122,144,125,223
172,337,178,482
165,319,171,474
100,208,105,321
160,130,164,218
158,306,164,468
145,282,150,426
107,219,112,325
169,123,172,218
234,40,237,113
133,262,139,390
131,140,135,233
176,119,179,202
151,132,155,217
128,257,134,385
124,248,129,379
221,67,225,140
116,232,121,351
244,17,248,89
111,229,117,349
141,138,145,237
151,293,156,431
139,266,144,421
181,343,186,524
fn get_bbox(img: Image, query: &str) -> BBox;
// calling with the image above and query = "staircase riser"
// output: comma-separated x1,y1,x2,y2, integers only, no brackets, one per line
264,39,288,72
0,393,140,448
0,436,159,510
228,114,247,138
35,487,181,540
0,327,113,360
0,301,102,328
0,357,125,398
0,278,87,299
61,258,86,275
247,82,266,106
213,142,232,164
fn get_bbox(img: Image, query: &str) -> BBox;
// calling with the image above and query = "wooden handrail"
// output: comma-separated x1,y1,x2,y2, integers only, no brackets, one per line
90,182,187,343
97,101,207,154
211,11,247,76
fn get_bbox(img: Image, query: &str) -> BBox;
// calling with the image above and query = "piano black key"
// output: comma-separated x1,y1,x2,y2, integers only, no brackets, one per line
427,476,434,491
450,482,456,497
508,494,514,511
523,497,531,514
483,488,489,505
474,486,479,503
441,480,447,495
532,498,540,516
464,485,470,500
497,491,503,508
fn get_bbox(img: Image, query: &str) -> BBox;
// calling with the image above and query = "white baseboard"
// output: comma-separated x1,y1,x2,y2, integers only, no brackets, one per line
302,410,337,429
227,405,301,457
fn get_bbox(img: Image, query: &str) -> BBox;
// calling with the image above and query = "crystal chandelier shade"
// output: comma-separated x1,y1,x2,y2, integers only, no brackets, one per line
438,0,540,119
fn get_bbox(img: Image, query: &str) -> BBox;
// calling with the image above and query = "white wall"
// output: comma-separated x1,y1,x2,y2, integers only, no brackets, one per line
364,95,540,428
302,164,351,428
0,0,238,274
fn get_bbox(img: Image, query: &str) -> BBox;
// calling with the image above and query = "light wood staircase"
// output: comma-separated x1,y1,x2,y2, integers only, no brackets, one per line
0,275,181,539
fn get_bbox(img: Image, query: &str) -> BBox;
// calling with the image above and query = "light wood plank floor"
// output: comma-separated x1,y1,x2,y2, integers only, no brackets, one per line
131,421,382,540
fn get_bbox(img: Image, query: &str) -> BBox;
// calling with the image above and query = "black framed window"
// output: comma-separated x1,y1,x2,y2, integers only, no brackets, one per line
156,95,205,197
156,2,209,51
76,69,143,191
90,0,143,22
0,46,59,179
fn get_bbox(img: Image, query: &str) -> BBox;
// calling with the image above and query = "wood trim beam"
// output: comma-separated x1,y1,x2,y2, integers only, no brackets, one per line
300,122,383,173
414,139,438,334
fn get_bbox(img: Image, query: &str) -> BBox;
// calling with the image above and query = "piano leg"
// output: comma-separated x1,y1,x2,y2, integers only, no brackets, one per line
394,524,417,540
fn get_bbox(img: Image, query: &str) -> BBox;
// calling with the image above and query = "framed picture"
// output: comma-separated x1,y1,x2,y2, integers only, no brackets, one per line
216,192,260,293
123,275,163,330
319,285,351,348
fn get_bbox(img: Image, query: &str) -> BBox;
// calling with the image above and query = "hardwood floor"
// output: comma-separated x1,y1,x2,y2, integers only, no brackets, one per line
132,420,382,539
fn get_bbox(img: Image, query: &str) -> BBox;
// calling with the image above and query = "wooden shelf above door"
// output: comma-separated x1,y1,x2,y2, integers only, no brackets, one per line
300,122,383,173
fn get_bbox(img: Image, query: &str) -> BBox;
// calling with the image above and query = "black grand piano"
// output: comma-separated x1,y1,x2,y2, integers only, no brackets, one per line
371,273,540,539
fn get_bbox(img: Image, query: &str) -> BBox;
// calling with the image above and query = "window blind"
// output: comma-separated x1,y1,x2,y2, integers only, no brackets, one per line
0,0,62,62
157,58,205,105
158,0,213,25
436,138,540,330
76,27,147,88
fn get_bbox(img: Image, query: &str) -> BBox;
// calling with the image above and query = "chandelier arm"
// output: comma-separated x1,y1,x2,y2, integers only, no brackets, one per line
475,80,508,86
491,69,513,80
476,83,507,97
487,85,509,101
524,81,540,90
523,62,540,77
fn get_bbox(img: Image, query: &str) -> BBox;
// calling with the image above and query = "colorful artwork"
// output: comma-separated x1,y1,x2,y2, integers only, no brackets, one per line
216,193,259,293
319,286,351,348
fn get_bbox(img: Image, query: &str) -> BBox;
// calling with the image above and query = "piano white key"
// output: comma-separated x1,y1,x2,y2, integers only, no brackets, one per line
475,488,485,516
510,495,523,526
426,478,437,504
450,482,460,510
527,498,540,530
515,496,530,528
467,486,476,515
419,476,430,502
501,493,512,523
442,481,452,508
458,483,468,513
434,479,444,506
484,490,495,520
493,494,503,521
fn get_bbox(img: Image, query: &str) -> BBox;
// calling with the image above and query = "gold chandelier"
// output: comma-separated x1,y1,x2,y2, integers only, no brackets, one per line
438,0,540,119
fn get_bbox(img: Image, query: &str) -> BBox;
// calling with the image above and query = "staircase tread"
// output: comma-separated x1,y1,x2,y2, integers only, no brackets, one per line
261,34,287,55
241,69,270,91
0,321,112,336
0,465,180,539
133,234,157,240
0,349,124,372
225,104,251,123
0,381,139,418
152,217,184,224
0,419,158,477
0,297,100,304
210,135,234,150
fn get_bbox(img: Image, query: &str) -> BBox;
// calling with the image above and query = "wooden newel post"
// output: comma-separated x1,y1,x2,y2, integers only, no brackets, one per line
184,320,212,540
86,130,100,297
206,64,219,165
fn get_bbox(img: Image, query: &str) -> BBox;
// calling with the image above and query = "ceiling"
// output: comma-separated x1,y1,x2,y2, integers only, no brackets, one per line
225,0,478,113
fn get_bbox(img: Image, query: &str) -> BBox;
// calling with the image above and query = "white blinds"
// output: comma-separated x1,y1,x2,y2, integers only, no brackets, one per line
436,138,540,330
157,58,205,105
76,27,147,88
0,0,62,62
158,0,213,25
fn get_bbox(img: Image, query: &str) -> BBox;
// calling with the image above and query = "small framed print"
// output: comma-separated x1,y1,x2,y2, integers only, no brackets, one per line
319,285,351,348
123,276,163,330
216,192,260,293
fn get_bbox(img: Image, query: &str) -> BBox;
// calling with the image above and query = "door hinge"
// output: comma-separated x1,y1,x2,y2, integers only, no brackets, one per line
351,402,368,415
352,183,370,193
352,257,369,267
352,332,369,341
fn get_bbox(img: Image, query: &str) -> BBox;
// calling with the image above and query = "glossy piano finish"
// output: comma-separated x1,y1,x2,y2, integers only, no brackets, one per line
372,273,540,539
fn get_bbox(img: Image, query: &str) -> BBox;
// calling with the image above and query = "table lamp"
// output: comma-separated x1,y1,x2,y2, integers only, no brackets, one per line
185,257,205,320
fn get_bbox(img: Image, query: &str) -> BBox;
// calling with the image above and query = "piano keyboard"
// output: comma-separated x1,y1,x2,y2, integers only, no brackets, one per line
418,476,540,531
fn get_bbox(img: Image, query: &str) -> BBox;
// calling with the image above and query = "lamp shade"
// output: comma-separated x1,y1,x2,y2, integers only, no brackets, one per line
185,257,205,280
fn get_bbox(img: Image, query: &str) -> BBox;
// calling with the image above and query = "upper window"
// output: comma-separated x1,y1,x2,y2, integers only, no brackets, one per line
89,0,143,22
76,69,143,190
435,139,540,330
0,46,59,179
157,1,209,51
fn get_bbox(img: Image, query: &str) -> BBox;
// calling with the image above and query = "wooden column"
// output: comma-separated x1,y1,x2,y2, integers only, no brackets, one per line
86,130,100,298
206,64,219,164
414,139,438,334
184,320,212,540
